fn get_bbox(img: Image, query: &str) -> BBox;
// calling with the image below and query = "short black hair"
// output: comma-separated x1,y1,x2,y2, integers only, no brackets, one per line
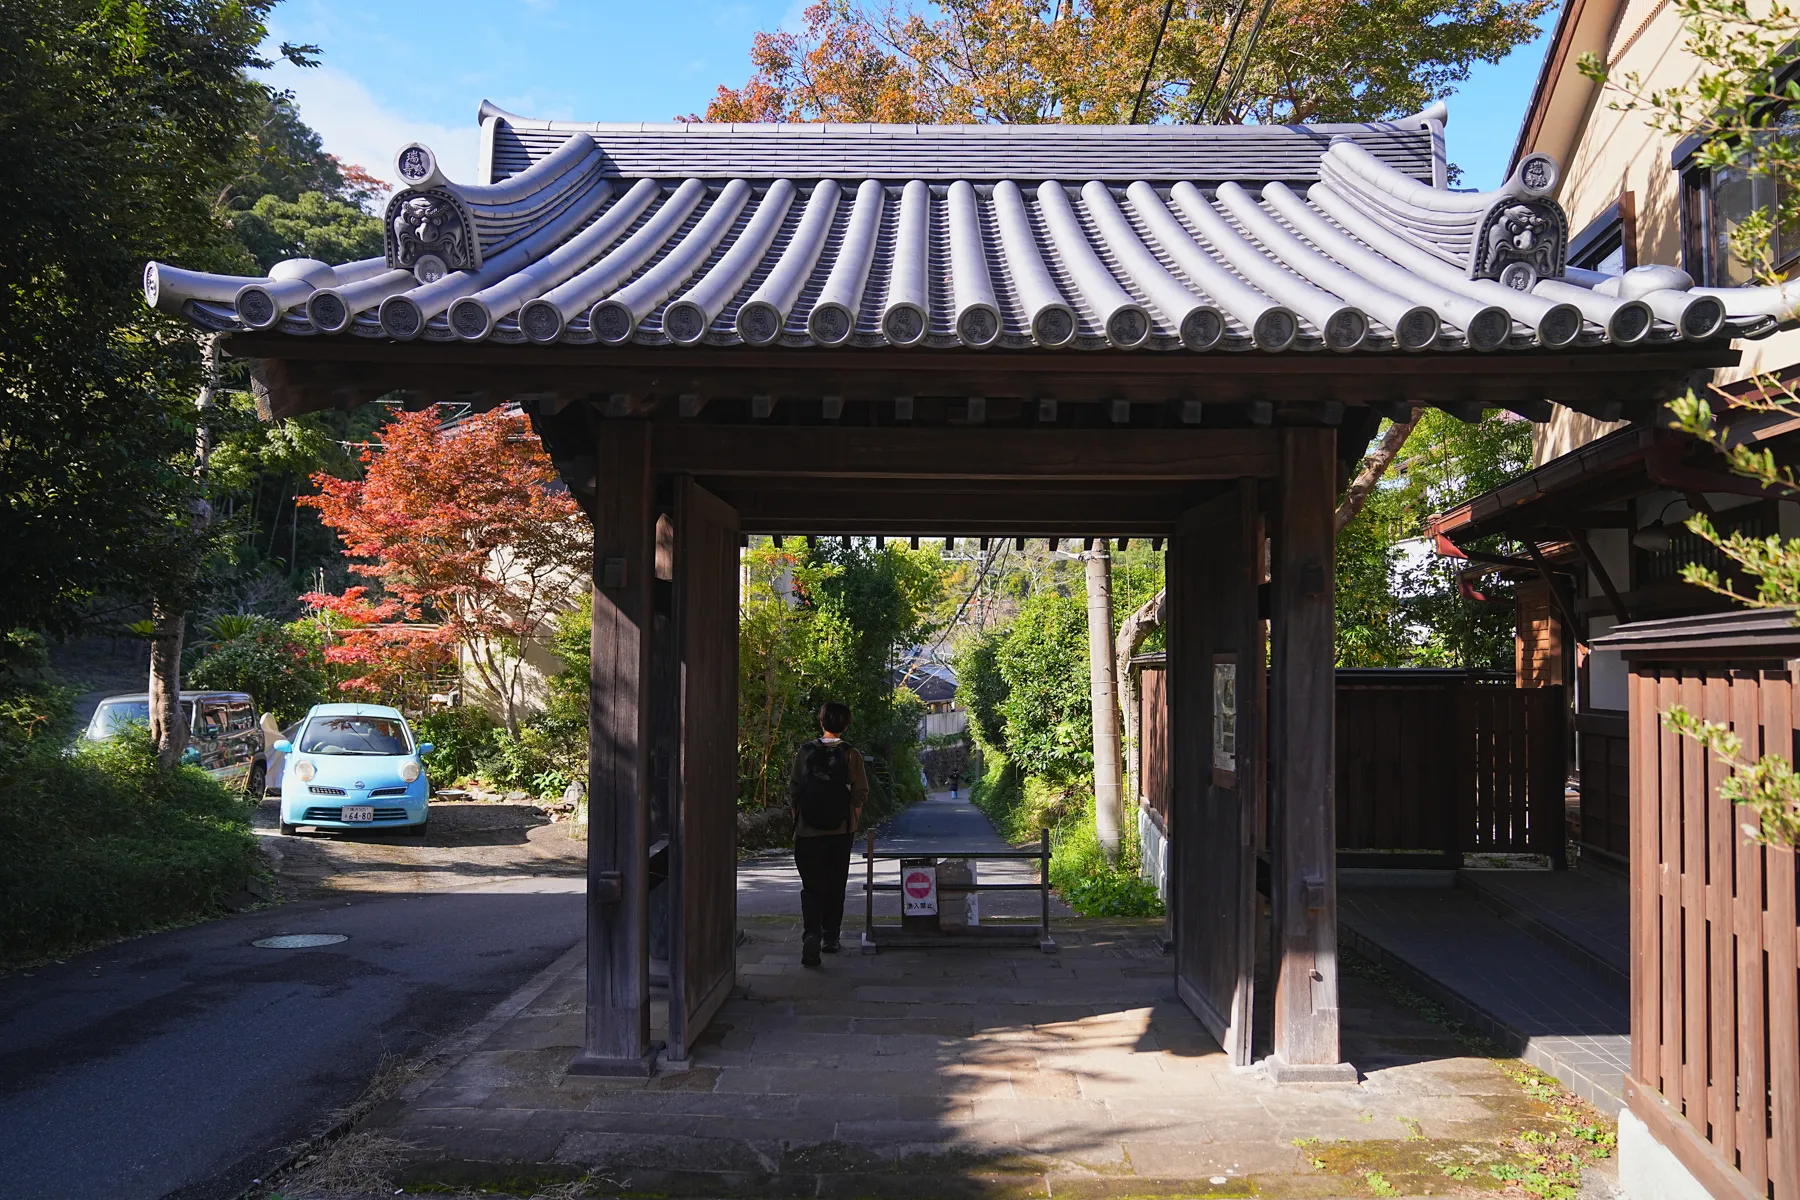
817,701,851,735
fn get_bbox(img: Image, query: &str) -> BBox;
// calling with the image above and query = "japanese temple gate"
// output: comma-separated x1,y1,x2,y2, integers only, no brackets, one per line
145,100,1789,1080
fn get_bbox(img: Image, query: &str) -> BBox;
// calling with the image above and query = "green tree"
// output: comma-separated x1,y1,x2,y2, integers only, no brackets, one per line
955,628,1010,751
0,1,315,637
231,191,386,273
737,539,947,816
1334,409,1532,668
997,590,1093,784
703,0,1546,127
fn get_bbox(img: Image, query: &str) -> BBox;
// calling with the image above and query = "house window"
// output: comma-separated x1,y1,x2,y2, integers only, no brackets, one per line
1569,197,1636,274
1680,108,1800,285
1634,501,1775,590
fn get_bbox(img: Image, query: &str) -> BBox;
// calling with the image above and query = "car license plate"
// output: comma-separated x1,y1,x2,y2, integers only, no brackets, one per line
342,805,374,823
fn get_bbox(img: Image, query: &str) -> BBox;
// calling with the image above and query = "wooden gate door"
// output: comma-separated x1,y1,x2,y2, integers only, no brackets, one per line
1168,481,1264,1065
667,477,740,1060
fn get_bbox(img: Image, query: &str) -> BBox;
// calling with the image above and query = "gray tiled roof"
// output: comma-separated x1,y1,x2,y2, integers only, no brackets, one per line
143,103,1799,355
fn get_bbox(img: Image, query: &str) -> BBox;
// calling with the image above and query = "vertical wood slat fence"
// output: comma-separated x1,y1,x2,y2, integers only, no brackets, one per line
1575,712,1632,865
1135,666,1566,866
1628,660,1800,1200
1336,671,1566,866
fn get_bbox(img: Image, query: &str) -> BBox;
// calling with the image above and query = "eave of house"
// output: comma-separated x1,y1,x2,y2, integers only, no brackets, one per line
1509,0,1630,177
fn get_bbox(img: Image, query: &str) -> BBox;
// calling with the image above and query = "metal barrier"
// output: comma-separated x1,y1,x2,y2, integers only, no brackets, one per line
859,828,1057,954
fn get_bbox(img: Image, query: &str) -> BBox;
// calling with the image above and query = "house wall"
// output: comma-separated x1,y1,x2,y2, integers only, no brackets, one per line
923,708,968,739
1524,0,1800,467
1515,577,1565,686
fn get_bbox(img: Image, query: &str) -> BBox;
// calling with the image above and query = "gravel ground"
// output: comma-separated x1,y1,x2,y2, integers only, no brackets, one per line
252,795,587,898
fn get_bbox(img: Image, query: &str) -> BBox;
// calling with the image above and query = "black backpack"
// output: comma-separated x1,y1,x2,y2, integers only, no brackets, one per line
796,741,853,829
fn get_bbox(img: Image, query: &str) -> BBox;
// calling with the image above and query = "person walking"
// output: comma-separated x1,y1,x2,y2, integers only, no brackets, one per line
789,701,867,967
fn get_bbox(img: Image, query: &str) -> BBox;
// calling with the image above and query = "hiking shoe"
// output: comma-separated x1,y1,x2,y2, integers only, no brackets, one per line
801,935,821,967
820,935,840,954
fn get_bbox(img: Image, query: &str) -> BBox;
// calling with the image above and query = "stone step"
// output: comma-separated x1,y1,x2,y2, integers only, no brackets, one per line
1338,885,1629,1116
1455,867,1629,993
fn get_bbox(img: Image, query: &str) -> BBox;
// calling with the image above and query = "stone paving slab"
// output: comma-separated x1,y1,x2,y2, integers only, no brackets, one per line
360,914,1599,1197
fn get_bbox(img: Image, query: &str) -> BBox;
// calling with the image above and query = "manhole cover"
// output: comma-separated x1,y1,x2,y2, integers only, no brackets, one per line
252,934,348,949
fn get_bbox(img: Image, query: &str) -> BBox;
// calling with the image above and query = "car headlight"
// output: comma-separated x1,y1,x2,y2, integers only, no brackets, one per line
294,758,316,782
400,760,421,783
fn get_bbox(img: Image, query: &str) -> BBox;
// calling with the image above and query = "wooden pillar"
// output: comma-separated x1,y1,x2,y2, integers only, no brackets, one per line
1268,427,1355,1082
571,420,657,1076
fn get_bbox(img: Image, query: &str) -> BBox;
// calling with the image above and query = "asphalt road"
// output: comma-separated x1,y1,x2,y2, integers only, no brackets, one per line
0,876,583,1200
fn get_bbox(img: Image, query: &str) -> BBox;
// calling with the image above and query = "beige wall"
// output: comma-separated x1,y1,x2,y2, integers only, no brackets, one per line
1525,0,1799,461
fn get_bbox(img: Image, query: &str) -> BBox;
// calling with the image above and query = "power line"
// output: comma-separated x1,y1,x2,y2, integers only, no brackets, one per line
1214,0,1278,122
1197,0,1251,122
1130,0,1179,124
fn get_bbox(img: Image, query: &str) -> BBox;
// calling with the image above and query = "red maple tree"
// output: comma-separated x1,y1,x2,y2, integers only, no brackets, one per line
302,407,591,733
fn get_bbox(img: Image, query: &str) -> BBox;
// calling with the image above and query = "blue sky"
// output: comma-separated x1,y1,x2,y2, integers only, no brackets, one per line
265,0,1550,192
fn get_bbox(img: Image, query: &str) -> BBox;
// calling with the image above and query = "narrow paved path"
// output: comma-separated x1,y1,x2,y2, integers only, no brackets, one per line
739,791,1070,925
0,876,582,1200
873,787,1011,854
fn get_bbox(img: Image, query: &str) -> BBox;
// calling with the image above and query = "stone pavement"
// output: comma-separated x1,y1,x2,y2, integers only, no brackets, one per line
361,914,1588,1198
1338,868,1630,1117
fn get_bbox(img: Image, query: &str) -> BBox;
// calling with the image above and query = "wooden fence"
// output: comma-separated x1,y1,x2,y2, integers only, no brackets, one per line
1337,671,1566,866
1134,665,1566,866
1625,657,1800,1199
1575,712,1631,864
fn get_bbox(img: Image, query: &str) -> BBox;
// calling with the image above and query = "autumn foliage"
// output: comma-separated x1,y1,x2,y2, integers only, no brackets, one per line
699,0,1547,127
301,408,590,732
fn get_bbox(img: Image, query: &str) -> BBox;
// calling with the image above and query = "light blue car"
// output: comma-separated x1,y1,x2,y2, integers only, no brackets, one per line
273,703,433,838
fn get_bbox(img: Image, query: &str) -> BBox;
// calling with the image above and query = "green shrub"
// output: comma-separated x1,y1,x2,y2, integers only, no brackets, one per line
477,721,576,798
187,615,325,722
0,719,258,965
970,749,1025,836
1049,806,1165,918
970,747,1161,919
413,706,498,785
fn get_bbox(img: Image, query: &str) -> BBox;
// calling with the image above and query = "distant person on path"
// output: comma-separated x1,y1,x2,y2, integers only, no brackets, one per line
949,770,961,800
789,701,867,967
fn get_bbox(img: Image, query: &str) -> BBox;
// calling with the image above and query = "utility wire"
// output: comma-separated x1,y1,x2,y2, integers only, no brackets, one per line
1130,0,1179,124
1214,0,1277,123
1197,0,1251,122
928,542,1008,663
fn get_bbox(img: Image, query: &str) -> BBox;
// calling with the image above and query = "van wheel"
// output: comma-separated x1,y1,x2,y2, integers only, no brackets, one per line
246,762,267,799
280,822,297,837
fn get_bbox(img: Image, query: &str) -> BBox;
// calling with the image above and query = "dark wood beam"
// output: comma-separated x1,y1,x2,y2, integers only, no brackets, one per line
709,483,1213,534
655,426,1279,480
227,334,1740,421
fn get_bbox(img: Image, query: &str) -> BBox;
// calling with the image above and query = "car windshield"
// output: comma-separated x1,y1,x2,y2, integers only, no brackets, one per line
297,716,411,756
89,700,151,738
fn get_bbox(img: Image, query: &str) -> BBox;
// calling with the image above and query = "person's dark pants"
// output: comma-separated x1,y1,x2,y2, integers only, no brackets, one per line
794,831,854,942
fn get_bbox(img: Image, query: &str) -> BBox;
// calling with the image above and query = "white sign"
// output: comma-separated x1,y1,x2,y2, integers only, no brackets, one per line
901,864,938,916
1213,659,1237,774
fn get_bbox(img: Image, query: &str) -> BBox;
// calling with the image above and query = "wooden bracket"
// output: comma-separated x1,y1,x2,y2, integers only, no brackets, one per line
593,870,624,904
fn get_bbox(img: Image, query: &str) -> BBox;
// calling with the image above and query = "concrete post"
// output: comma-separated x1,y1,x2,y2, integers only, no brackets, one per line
1086,541,1122,861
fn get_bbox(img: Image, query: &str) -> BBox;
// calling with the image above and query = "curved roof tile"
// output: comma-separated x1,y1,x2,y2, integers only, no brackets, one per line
143,105,1800,354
